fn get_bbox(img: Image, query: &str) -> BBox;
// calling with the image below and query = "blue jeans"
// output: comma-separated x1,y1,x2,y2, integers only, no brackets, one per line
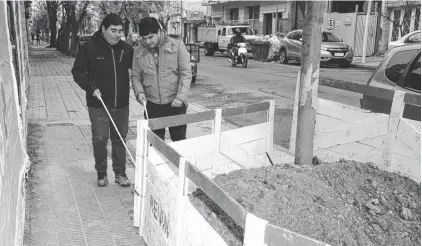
88,106,129,175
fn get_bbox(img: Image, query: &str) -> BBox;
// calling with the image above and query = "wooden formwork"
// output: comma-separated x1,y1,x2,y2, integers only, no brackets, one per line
290,78,421,183
132,101,328,246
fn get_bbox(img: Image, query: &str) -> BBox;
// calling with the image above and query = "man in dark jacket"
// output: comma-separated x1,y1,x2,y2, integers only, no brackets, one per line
71,13,134,187
132,17,191,141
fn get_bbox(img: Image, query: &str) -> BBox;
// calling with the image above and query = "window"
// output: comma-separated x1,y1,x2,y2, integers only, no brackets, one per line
385,49,419,84
287,31,301,40
229,8,239,21
222,28,226,36
406,32,421,44
229,27,254,35
248,6,260,20
404,54,421,91
322,32,341,42
391,10,401,41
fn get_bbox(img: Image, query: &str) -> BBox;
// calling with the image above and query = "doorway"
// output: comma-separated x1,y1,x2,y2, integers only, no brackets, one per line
264,13,273,35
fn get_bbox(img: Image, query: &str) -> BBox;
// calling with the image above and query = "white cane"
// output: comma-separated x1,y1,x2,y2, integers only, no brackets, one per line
143,100,149,120
97,95,136,165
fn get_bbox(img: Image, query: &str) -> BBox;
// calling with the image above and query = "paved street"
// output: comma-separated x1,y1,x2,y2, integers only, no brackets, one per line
189,51,374,147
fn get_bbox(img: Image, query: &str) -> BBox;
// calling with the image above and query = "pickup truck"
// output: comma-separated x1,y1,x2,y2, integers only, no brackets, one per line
197,25,259,56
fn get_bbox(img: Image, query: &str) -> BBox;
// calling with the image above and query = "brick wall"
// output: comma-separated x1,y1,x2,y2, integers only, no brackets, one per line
0,1,30,245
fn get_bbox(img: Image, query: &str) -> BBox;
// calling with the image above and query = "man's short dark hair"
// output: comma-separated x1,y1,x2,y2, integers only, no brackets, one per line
139,17,161,37
99,13,123,32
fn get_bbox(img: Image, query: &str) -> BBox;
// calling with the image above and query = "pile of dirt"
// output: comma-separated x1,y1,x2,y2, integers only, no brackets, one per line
190,161,421,246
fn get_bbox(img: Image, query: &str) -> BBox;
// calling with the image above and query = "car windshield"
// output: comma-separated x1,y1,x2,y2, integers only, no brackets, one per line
322,32,341,42
229,27,254,35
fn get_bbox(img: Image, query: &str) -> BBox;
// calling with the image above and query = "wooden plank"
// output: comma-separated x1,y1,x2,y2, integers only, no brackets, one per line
383,91,406,170
142,159,179,246
220,135,269,169
316,98,378,122
147,130,181,168
148,110,215,130
178,199,228,246
315,114,347,132
396,119,421,158
220,123,269,145
264,224,329,246
239,138,268,155
403,118,421,134
267,100,275,159
314,117,388,150
318,78,421,107
324,141,384,165
175,157,188,246
169,134,217,158
404,92,421,107
222,101,270,118
391,153,421,183
243,213,267,246
289,71,301,155
134,120,148,228
359,135,418,159
185,161,249,229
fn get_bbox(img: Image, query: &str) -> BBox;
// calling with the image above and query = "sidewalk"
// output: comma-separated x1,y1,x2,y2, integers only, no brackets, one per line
24,46,293,245
351,56,383,70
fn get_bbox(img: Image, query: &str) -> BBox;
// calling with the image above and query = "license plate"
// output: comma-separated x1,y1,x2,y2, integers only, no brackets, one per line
334,53,344,57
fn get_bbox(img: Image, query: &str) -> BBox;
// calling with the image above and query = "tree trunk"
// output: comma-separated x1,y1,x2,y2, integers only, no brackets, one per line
47,2,58,48
294,1,327,166
68,4,77,57
60,3,72,54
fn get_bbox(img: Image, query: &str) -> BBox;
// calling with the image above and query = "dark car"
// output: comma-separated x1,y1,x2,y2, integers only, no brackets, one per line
279,29,354,68
361,44,421,121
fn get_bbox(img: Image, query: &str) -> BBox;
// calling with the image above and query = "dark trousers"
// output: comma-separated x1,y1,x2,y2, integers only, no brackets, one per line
145,101,187,141
88,106,129,175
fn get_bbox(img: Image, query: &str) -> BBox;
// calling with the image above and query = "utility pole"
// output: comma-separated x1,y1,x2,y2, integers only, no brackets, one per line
276,4,279,33
180,0,184,43
294,1,327,165
362,0,372,63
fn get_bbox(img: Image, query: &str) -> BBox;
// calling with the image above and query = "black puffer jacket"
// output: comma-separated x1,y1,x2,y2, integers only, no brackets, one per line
72,32,134,108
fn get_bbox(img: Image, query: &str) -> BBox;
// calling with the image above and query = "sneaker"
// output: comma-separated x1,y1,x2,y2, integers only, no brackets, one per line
115,174,131,187
97,172,108,187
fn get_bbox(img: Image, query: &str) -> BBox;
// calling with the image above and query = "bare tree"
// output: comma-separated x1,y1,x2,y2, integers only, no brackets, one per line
46,1,59,48
381,0,420,40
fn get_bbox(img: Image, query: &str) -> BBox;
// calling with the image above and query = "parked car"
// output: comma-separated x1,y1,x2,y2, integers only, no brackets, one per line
279,29,354,68
361,44,421,121
388,30,421,50
75,33,93,55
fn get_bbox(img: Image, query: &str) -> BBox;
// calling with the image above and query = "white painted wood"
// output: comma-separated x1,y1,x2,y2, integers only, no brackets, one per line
391,153,421,183
213,109,223,152
324,141,384,166
133,120,144,227
175,157,188,246
169,134,217,158
239,138,268,155
267,100,275,158
315,114,347,132
314,117,388,150
316,98,373,122
221,123,269,145
383,90,406,170
138,120,149,232
396,119,421,158
289,71,301,155
243,213,268,246
402,118,421,134
220,135,268,169
178,199,228,246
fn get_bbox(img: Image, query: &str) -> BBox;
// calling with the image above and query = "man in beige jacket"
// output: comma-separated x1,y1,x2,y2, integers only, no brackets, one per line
131,17,192,141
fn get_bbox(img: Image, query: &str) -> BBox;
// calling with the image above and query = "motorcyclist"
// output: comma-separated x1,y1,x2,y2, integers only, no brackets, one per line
229,28,246,61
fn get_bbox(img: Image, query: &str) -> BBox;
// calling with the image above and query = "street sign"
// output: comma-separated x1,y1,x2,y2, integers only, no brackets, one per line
328,17,335,30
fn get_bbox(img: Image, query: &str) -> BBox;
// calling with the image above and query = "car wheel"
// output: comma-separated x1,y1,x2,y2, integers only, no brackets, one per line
339,61,351,68
191,76,196,84
279,49,288,64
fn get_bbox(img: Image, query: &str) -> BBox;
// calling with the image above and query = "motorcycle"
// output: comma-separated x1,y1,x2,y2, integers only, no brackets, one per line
228,43,248,68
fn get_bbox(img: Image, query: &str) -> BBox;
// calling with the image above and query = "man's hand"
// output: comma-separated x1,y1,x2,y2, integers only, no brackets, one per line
171,99,183,107
93,89,102,100
136,93,146,106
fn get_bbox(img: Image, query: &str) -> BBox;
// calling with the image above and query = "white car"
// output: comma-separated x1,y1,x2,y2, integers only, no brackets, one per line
388,30,420,50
